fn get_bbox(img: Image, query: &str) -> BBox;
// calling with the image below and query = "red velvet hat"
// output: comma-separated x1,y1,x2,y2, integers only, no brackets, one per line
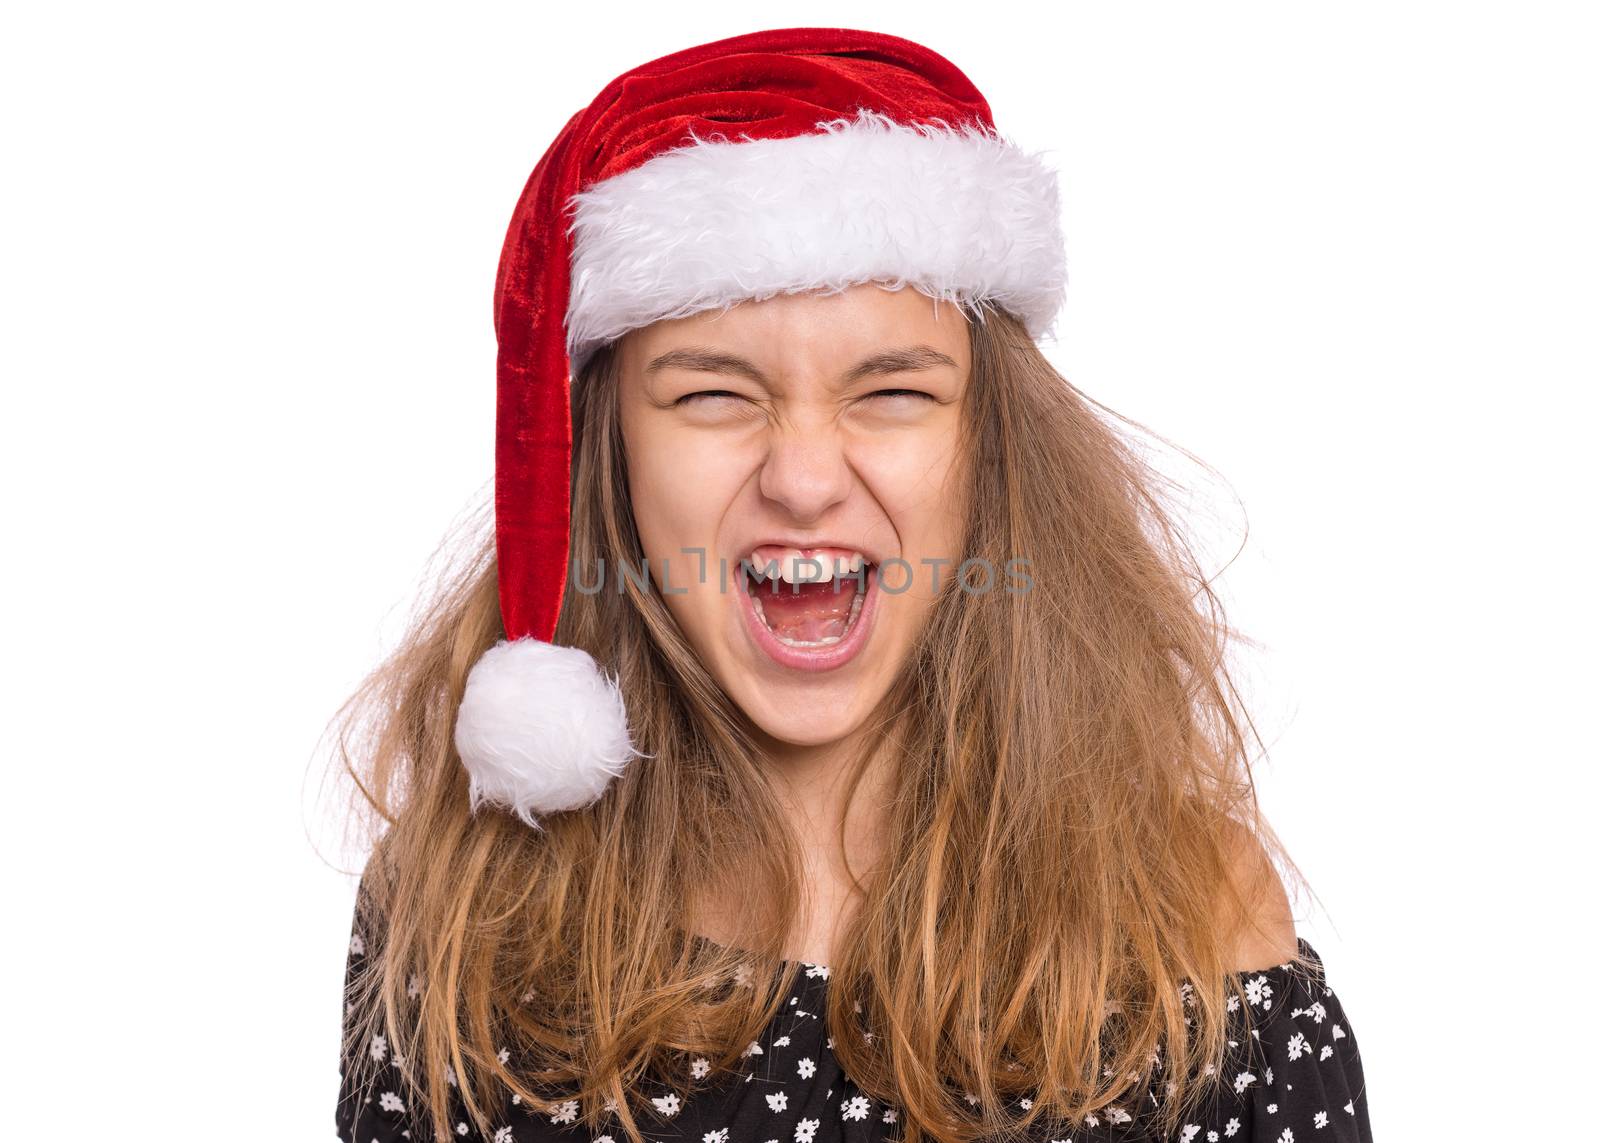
455,27,1067,828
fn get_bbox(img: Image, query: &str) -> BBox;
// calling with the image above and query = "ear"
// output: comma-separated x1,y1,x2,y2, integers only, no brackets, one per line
1217,818,1299,973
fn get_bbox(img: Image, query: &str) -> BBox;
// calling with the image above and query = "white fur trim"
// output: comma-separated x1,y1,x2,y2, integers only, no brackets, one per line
565,107,1067,371
454,638,638,829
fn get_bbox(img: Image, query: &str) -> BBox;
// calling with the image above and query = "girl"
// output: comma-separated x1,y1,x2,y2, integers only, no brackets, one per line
333,27,1373,1143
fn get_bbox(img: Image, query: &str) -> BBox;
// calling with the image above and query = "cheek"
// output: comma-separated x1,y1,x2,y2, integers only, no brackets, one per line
853,430,969,549
622,421,750,582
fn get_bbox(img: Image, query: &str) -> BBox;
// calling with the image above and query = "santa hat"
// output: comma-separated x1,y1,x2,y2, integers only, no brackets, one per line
455,27,1068,828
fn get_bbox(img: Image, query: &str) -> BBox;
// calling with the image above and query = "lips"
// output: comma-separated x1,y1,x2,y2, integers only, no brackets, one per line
739,542,877,580
736,554,881,672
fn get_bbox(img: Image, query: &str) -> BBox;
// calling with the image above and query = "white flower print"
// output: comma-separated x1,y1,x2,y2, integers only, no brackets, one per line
336,910,1367,1143
349,932,365,956
1292,1000,1327,1024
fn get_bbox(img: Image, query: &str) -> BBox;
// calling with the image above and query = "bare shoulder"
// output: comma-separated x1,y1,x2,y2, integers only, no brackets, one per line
1217,817,1298,972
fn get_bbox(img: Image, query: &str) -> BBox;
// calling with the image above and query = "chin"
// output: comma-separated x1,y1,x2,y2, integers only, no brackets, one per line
739,690,870,750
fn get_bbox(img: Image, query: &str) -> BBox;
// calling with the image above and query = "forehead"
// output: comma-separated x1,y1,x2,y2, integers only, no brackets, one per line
618,283,972,378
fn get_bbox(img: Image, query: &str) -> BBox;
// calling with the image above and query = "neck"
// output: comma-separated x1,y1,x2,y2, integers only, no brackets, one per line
749,723,896,965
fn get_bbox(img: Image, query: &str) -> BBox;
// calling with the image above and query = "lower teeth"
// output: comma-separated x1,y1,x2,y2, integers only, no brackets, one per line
750,586,866,648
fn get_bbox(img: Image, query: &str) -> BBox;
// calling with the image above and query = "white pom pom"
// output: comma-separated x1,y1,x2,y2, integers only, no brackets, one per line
454,638,638,829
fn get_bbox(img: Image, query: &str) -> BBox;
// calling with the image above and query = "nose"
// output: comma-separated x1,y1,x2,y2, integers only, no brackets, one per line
756,418,852,523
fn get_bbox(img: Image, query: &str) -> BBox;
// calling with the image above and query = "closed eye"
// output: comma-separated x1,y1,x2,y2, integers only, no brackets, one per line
673,390,744,406
864,389,936,401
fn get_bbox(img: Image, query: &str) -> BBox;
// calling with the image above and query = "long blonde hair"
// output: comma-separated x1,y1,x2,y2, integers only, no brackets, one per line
331,305,1307,1143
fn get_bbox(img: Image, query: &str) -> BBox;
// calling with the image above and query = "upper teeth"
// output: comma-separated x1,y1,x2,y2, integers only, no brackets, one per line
747,548,868,584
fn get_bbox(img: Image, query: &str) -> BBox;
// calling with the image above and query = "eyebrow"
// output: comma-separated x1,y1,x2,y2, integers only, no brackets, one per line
643,344,959,386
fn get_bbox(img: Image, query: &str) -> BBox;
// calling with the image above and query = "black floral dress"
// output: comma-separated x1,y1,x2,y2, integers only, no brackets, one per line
336,907,1372,1143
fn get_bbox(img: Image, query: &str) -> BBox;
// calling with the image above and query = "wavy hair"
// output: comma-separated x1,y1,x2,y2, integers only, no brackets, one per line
331,305,1308,1143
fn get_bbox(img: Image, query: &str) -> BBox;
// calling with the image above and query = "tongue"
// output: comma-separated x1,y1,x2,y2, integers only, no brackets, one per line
754,577,861,642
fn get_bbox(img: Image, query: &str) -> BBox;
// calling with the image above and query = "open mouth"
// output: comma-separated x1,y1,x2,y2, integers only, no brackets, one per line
737,545,879,668
745,550,871,646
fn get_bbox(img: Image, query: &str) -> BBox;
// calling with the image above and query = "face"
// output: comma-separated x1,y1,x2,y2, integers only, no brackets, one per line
616,283,973,753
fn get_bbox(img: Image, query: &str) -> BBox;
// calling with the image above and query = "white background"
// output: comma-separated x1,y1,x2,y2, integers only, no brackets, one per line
4,3,1594,1136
